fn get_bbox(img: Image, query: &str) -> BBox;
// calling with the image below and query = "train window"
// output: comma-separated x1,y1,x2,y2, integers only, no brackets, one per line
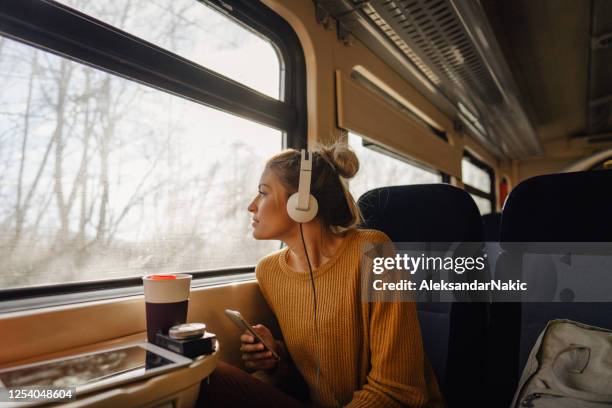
348,132,442,200
0,1,307,295
56,0,281,99
462,152,495,215
0,37,282,290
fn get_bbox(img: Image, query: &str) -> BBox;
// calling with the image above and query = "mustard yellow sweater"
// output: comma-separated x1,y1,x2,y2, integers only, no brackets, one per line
256,229,444,407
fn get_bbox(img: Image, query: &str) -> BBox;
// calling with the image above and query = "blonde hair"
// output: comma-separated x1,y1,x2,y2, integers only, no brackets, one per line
265,143,362,233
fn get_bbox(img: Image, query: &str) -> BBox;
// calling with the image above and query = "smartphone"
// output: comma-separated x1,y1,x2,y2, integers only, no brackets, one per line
224,309,280,360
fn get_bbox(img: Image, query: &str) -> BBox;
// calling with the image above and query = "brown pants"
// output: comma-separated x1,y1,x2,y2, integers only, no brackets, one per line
197,361,309,407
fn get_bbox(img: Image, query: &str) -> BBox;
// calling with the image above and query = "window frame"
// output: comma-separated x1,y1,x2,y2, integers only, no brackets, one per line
0,0,306,306
462,150,496,214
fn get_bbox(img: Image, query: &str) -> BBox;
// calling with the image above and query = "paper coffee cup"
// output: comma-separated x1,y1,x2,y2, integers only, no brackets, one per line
143,274,192,343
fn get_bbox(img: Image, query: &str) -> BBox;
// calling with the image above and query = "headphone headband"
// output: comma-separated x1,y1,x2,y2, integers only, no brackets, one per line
286,149,318,223
296,150,313,211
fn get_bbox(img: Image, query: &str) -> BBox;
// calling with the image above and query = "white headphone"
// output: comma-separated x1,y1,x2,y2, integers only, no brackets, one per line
286,149,319,223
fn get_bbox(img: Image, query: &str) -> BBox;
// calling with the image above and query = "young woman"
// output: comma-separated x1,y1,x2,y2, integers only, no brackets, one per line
199,144,444,407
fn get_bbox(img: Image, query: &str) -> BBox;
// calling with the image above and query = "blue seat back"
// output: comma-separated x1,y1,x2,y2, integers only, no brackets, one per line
498,170,612,403
482,212,501,241
358,184,488,408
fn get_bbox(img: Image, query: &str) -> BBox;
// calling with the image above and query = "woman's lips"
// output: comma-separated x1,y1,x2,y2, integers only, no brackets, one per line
251,219,259,227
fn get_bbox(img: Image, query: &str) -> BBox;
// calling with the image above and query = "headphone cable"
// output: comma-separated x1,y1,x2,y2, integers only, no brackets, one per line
299,223,321,401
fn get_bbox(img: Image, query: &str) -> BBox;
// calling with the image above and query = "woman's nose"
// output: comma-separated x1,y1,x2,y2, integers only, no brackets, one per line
247,197,257,213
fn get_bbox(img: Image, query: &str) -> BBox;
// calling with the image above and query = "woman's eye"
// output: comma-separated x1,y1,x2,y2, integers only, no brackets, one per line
258,190,266,196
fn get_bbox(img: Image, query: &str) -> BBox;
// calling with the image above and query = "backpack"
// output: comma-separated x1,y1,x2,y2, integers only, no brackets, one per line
511,319,612,407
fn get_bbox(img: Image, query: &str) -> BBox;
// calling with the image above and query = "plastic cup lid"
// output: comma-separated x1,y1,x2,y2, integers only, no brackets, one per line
150,275,177,280
169,323,206,339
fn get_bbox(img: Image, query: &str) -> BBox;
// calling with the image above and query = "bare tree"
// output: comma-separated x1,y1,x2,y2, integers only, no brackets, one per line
13,52,37,249
51,58,74,245
75,69,93,250
1,0,276,287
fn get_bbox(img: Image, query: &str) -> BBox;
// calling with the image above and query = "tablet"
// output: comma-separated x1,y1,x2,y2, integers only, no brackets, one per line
0,342,191,403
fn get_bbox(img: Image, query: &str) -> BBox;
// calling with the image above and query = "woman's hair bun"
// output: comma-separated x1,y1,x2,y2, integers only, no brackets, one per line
317,143,359,179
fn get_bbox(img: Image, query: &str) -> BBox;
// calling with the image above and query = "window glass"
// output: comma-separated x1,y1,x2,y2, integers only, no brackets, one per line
462,157,491,194
348,133,441,200
470,194,492,215
57,0,281,99
0,37,281,289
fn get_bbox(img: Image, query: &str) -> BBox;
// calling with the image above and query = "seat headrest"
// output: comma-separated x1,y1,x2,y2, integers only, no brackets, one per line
357,184,483,242
501,170,612,241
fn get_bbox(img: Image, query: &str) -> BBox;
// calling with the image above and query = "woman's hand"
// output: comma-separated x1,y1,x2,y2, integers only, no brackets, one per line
240,324,279,371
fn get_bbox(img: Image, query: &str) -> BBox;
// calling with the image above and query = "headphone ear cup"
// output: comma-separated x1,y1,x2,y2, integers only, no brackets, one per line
287,193,318,223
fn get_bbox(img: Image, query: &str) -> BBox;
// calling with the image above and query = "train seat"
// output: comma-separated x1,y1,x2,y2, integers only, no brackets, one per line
358,184,489,408
498,169,612,402
482,212,501,241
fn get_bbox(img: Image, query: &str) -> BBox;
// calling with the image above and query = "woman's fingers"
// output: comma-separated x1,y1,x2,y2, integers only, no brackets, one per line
240,342,265,352
252,324,269,334
242,350,274,361
239,325,277,370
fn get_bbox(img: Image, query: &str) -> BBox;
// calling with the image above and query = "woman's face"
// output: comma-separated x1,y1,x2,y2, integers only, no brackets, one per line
248,167,295,240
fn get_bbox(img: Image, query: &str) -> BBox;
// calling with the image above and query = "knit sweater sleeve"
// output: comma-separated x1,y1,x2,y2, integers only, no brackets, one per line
254,255,301,383
347,231,430,408
347,301,430,407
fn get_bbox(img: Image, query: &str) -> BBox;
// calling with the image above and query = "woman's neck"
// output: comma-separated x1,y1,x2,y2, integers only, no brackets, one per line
283,221,346,272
